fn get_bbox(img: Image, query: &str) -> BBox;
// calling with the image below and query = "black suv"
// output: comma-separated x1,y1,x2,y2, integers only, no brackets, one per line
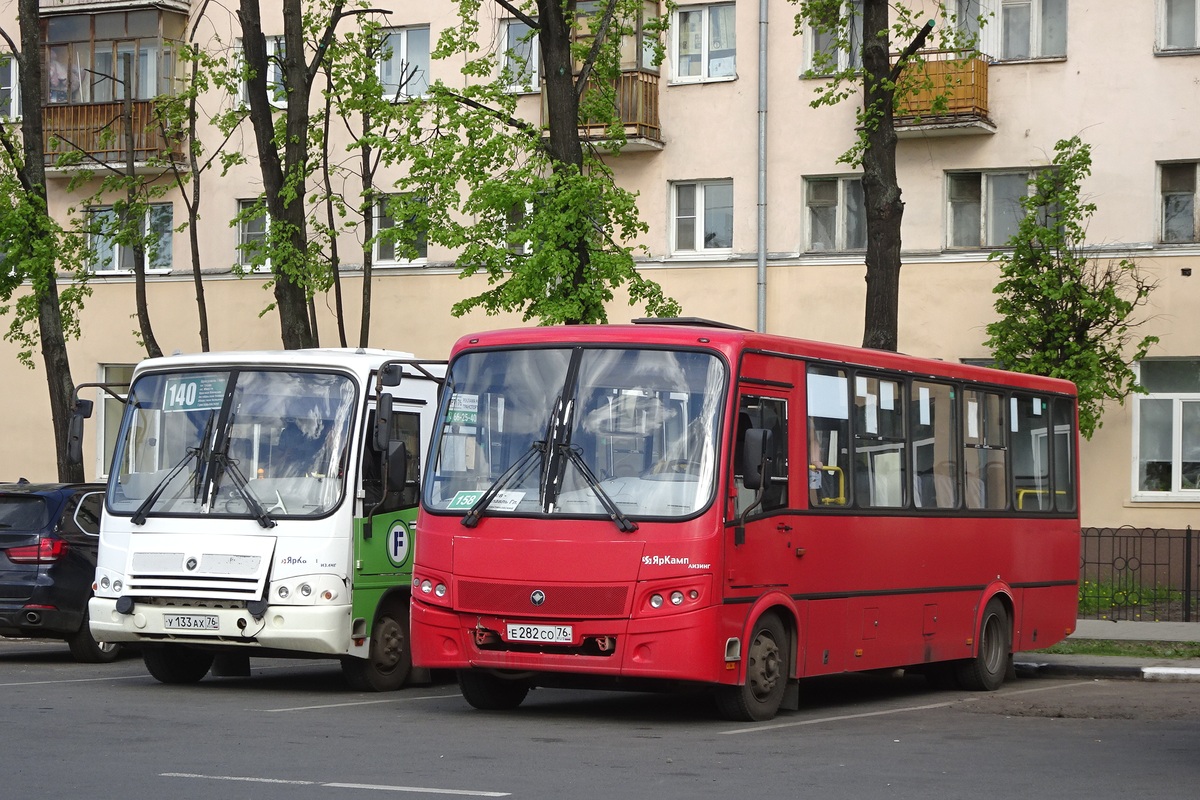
0,481,120,662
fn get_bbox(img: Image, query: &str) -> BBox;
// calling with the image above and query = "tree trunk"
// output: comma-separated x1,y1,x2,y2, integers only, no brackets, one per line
859,0,902,352
19,0,83,481
238,0,315,349
536,0,593,324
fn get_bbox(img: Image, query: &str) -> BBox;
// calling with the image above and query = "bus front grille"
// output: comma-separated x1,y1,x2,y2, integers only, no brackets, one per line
456,581,629,617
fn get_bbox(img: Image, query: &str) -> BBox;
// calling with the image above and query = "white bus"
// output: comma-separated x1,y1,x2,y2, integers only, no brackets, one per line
71,349,443,690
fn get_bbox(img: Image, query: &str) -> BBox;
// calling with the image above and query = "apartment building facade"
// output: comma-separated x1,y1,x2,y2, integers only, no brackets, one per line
1,0,1198,530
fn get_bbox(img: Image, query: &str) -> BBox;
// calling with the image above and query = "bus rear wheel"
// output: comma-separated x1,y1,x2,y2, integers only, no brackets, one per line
714,612,788,722
342,602,412,692
143,645,215,684
955,597,1011,691
457,669,530,710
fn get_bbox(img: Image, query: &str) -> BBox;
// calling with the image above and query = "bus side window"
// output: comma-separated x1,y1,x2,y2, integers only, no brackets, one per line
732,396,788,516
807,366,851,508
1052,398,1077,512
963,390,1007,510
852,375,907,508
911,381,958,509
1011,394,1050,511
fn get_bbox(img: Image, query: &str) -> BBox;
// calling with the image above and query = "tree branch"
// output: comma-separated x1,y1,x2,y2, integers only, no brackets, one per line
495,0,539,30
889,19,934,84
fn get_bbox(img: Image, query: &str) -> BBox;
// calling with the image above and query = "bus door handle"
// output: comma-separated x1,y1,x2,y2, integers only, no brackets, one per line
776,522,793,533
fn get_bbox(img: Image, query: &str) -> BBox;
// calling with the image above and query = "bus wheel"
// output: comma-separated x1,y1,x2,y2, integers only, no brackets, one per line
955,597,1011,691
342,603,412,692
143,645,214,684
714,613,788,722
457,669,530,710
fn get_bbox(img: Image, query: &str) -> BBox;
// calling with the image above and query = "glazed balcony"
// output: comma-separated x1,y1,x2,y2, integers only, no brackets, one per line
894,49,995,137
542,70,664,152
42,100,185,171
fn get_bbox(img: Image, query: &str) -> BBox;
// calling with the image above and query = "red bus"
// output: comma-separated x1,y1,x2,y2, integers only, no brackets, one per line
410,320,1080,721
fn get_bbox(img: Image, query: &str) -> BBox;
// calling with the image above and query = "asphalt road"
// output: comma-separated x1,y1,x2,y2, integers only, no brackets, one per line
2,638,1197,800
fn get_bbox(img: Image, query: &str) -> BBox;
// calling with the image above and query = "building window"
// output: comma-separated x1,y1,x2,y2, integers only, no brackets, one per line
380,26,430,99
88,204,173,273
999,0,1067,60
808,0,863,74
1134,359,1200,498
240,36,286,107
1,52,18,119
375,194,428,264
1161,162,1197,243
673,180,733,253
1161,0,1199,50
507,201,534,256
673,3,736,82
236,199,271,272
44,10,185,104
806,176,865,252
502,19,539,92
99,364,134,479
947,170,1034,248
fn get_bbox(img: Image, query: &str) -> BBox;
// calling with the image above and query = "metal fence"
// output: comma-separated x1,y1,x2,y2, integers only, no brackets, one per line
1079,526,1200,622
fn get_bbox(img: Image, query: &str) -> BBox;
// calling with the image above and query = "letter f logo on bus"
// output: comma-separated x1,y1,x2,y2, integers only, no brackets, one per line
387,520,410,567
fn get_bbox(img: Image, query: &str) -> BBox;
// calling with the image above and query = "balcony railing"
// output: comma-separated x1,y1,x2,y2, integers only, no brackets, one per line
42,100,184,170
542,70,663,152
894,49,994,137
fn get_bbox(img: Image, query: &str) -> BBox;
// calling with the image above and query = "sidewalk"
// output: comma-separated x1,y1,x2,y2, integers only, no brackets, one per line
1013,618,1200,682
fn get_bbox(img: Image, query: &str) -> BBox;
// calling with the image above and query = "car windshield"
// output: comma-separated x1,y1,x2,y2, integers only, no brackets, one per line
108,369,357,520
424,347,726,520
0,497,50,530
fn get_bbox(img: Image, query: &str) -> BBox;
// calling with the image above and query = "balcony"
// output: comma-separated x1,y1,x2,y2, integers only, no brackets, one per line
42,101,185,172
894,49,995,137
542,71,664,152
39,0,192,10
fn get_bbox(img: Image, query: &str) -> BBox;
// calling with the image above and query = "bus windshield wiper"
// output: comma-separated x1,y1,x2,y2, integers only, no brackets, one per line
562,443,637,533
131,447,200,525
461,440,546,528
208,414,276,529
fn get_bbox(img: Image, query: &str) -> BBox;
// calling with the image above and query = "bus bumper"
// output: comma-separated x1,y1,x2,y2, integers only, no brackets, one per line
89,596,353,655
411,599,728,684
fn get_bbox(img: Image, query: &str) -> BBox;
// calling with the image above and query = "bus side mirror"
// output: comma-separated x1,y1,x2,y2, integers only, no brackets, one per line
386,441,409,494
379,363,404,388
374,394,394,452
67,399,94,466
742,428,773,491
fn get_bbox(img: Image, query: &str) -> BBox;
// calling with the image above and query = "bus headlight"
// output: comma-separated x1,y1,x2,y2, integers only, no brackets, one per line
650,594,664,608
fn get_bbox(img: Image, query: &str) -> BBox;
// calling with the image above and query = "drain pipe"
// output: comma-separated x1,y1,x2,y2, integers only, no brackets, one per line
756,0,769,332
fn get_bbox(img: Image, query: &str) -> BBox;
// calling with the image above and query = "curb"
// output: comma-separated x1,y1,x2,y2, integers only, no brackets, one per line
1014,660,1200,682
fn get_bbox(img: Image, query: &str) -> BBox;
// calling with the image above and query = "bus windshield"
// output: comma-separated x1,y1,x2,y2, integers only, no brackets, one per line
424,347,726,520
108,369,357,521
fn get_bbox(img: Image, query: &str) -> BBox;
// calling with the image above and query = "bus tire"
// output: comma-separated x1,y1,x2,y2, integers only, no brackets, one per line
457,669,530,710
955,597,1011,691
341,602,412,692
67,607,122,664
714,612,788,722
143,645,214,684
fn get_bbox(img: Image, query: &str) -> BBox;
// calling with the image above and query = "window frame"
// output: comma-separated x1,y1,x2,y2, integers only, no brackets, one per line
946,169,1037,250
1159,0,1200,52
378,25,430,101
501,18,540,93
96,363,134,481
236,198,272,273
806,0,863,75
671,2,738,84
1160,161,1198,244
998,0,1068,61
373,193,429,266
804,175,866,253
1,51,19,119
87,203,173,275
1132,359,1200,501
671,179,734,255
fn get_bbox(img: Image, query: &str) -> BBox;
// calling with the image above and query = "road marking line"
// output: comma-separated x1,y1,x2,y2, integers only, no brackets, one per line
264,693,462,713
0,674,147,687
719,680,1101,735
161,773,509,796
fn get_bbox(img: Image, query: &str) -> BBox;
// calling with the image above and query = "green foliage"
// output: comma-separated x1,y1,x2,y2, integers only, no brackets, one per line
402,0,679,324
985,136,1158,440
792,0,982,165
